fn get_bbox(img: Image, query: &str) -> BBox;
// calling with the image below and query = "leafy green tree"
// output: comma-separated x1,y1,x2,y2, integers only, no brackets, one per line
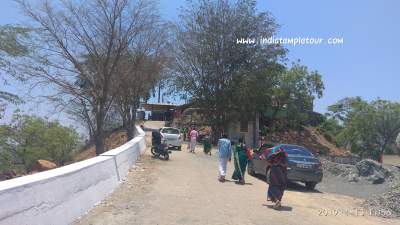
265,63,324,130
232,63,285,121
317,116,343,144
173,0,285,138
0,25,29,119
0,125,13,172
329,98,400,159
0,113,80,172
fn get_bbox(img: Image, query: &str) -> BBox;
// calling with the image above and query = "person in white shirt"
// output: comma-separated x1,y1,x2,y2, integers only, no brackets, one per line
217,134,232,182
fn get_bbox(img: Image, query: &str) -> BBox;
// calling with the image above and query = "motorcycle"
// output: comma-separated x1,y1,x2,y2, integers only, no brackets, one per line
151,140,171,160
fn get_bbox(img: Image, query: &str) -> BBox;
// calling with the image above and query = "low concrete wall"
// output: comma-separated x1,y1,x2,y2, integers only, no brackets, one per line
0,126,146,225
101,126,146,180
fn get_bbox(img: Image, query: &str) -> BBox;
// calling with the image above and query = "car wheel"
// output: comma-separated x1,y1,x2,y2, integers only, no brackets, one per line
247,160,255,176
305,182,317,190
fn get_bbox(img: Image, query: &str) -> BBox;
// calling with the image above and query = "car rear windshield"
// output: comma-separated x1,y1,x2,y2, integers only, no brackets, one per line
162,128,180,134
281,145,313,156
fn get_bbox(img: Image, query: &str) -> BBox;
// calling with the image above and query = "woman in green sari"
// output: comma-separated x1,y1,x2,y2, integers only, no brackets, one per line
232,138,251,185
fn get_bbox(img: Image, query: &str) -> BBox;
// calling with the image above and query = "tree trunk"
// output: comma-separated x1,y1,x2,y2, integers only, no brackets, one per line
122,115,127,129
88,128,93,141
126,108,134,141
378,143,387,163
127,124,134,140
253,112,260,148
211,123,225,145
95,110,105,155
158,83,161,103
211,125,220,145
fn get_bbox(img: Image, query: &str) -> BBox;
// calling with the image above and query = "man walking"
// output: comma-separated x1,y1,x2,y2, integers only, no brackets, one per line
189,126,199,153
217,134,232,182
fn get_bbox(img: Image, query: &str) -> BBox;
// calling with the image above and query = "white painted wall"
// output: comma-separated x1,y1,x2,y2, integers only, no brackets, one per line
0,126,146,225
101,126,146,180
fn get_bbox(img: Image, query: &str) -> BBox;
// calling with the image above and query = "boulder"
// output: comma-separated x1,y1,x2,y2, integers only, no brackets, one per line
367,171,385,184
356,159,387,177
347,173,360,182
32,160,57,172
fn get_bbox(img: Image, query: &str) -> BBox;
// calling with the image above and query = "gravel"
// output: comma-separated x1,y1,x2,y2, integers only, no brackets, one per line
321,158,398,184
321,158,357,178
320,157,400,218
363,185,400,218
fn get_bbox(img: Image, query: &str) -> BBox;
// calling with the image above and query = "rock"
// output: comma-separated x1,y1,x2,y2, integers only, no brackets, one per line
32,160,57,172
356,159,387,177
372,176,385,184
347,173,360,182
321,158,357,177
363,185,400,218
367,172,385,184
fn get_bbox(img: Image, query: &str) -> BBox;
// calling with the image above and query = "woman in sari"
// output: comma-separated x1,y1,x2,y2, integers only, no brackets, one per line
232,138,251,185
203,135,212,155
265,145,288,209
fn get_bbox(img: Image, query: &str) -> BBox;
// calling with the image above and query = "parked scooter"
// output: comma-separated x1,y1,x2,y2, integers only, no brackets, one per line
151,140,171,160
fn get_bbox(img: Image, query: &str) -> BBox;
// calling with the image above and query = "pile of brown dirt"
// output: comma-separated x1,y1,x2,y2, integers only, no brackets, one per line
265,126,348,156
75,130,128,161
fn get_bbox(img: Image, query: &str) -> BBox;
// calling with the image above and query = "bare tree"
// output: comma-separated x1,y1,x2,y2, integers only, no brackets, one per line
114,50,169,139
16,0,160,155
66,97,96,140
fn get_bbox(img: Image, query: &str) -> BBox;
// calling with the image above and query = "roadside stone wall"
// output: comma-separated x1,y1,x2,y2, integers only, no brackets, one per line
0,126,146,225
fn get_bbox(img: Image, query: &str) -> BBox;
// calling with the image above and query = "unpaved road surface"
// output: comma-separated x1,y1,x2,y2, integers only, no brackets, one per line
74,143,399,225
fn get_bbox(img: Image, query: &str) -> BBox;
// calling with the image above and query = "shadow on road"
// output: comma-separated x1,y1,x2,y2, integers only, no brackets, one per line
263,204,293,211
251,174,323,194
286,182,323,194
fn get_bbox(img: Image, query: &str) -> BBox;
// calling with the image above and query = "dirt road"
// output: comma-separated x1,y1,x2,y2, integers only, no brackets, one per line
74,144,399,225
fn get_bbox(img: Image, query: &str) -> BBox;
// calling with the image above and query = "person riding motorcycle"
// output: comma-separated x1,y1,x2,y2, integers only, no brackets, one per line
152,128,163,152
151,128,170,160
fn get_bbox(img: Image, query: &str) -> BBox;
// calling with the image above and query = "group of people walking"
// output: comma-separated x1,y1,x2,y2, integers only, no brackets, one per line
183,126,288,209
217,135,288,210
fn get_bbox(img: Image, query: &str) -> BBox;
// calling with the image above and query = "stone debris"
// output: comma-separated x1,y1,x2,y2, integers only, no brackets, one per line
347,173,360,182
322,158,397,184
322,157,400,218
321,158,357,178
356,159,389,177
363,185,400,218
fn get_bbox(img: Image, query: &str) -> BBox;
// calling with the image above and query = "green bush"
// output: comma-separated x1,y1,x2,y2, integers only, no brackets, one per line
0,113,81,172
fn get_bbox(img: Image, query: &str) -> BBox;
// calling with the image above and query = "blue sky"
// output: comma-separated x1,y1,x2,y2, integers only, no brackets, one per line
159,0,400,112
1,0,399,122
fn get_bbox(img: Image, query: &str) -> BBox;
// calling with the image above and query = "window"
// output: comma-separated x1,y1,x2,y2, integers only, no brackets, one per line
161,128,180,134
281,145,313,156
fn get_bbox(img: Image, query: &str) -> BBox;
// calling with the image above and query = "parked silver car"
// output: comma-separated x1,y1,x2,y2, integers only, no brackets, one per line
248,144,323,190
160,127,183,150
